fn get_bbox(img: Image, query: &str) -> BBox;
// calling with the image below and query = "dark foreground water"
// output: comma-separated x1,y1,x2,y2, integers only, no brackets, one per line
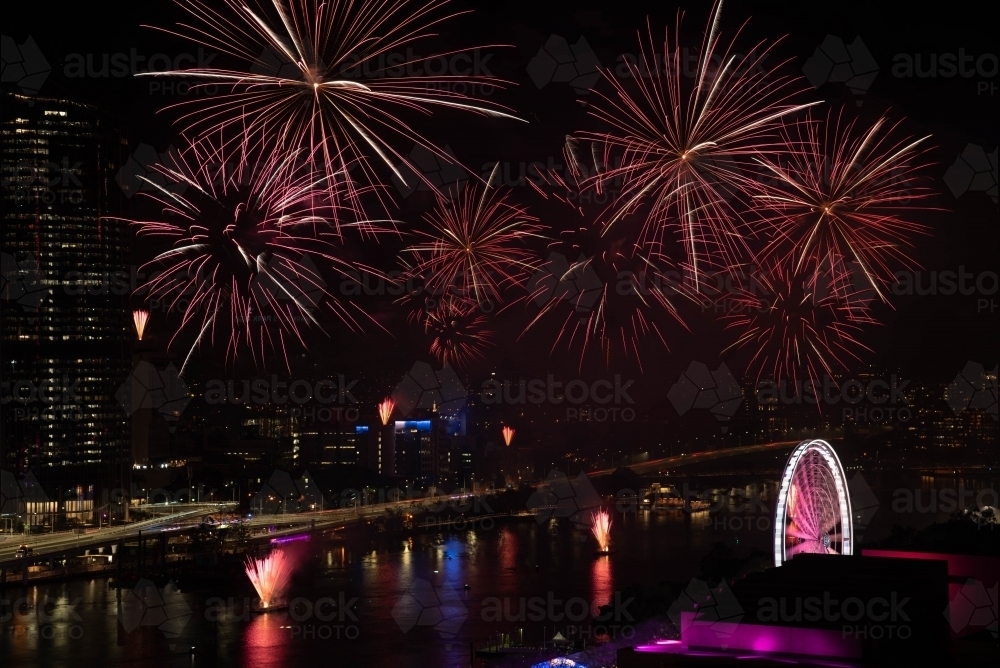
1,473,993,668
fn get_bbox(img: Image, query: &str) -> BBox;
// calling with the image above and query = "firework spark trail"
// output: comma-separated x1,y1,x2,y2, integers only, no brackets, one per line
415,296,492,366
502,425,514,446
751,109,934,305
378,397,395,425
245,550,293,608
116,136,389,372
577,0,818,292
141,0,521,224
721,260,873,396
404,166,545,309
133,309,150,340
591,509,612,552
522,165,693,371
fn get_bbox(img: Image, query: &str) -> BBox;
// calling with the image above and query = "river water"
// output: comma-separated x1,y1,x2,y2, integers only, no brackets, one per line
1,473,993,668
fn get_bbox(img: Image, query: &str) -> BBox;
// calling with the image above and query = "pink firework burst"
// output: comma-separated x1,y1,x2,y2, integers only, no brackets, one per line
416,297,492,366
591,509,612,553
404,170,544,309
577,0,817,291
121,137,386,373
245,549,293,608
378,397,395,425
752,109,934,305
722,261,872,392
523,166,692,372
142,0,519,223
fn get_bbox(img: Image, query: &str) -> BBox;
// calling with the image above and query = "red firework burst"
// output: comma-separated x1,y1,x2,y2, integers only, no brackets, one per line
752,109,934,304
577,0,817,291
120,137,385,373
142,0,519,223
722,261,873,390
416,297,492,366
523,165,693,371
404,169,544,309
523,224,691,371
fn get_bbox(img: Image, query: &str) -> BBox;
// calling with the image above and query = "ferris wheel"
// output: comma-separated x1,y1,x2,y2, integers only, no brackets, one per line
773,439,853,566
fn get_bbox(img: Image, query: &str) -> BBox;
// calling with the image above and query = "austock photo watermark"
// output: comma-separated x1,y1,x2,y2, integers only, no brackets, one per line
116,366,363,425
114,582,361,647
756,591,915,640
805,34,997,98
480,374,637,422
206,594,362,640
756,374,914,424
1,596,84,642
1,376,84,422
891,48,998,95
63,47,219,96
394,580,636,643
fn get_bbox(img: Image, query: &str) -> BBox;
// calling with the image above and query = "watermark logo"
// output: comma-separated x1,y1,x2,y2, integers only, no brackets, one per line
758,592,912,640
392,578,468,643
946,579,998,638
391,144,468,198
803,35,878,104
526,35,601,94
482,591,635,630
848,472,880,543
667,361,743,432
756,374,912,424
1,252,49,312
529,252,603,315
63,48,217,79
943,144,998,203
944,361,998,421
391,361,467,417
481,375,635,422
116,361,191,423
1,595,83,642
0,34,50,95
891,49,998,95
891,484,998,515
2,375,82,423
115,143,184,197
526,469,602,528
204,374,358,424
119,579,192,650
668,579,743,647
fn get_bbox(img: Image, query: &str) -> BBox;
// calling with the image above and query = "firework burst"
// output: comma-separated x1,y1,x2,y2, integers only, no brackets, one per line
404,169,544,309
133,309,150,340
378,397,395,425
120,137,386,373
721,261,872,391
752,109,934,305
577,0,817,291
245,549,293,608
591,509,612,553
502,425,514,446
523,167,692,371
142,0,519,222
415,297,492,366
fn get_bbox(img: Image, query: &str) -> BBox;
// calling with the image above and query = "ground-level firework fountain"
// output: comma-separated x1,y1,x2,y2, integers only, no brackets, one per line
591,509,613,555
246,549,293,612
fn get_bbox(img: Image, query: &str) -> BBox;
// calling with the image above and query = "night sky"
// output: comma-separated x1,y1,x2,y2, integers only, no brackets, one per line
5,0,997,406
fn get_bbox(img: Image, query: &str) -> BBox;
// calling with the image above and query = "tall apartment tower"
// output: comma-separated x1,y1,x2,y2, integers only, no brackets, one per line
1,91,130,515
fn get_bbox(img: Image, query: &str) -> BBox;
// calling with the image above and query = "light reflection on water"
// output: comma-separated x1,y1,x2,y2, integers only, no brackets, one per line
1,472,980,667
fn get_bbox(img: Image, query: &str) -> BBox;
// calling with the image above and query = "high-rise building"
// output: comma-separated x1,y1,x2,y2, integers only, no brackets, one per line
1,92,130,513
394,419,433,482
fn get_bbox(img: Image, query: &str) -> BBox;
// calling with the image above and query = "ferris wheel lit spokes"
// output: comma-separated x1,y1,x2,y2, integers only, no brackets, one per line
775,440,853,565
